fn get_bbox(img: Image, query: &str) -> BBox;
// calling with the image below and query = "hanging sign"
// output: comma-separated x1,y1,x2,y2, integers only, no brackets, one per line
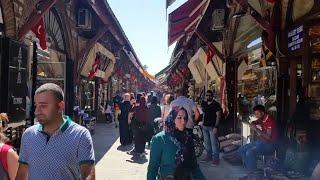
288,25,304,52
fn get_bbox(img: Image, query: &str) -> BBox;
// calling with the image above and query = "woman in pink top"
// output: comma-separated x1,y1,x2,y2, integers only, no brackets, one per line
0,113,19,180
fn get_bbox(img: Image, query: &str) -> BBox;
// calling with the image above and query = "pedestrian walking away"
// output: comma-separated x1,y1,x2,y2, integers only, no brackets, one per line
119,93,133,146
129,96,148,157
147,96,161,146
16,83,95,180
113,91,123,128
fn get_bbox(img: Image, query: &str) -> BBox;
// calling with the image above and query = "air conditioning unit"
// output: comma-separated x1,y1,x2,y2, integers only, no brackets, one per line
211,9,225,31
77,9,92,30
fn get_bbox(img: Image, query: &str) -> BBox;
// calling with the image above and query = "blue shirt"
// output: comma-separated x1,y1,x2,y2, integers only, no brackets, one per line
19,116,95,180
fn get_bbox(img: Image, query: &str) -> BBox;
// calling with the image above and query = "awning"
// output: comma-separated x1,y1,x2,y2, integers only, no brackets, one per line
196,48,221,80
81,43,116,80
188,51,205,84
168,0,210,45
188,47,222,84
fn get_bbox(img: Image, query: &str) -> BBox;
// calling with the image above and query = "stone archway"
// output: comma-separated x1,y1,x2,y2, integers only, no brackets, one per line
0,0,16,37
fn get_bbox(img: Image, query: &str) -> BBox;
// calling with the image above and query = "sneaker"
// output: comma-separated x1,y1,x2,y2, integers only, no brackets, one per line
200,156,212,162
127,149,137,155
212,159,220,166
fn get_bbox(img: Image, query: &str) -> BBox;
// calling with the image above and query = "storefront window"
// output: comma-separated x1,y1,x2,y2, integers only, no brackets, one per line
237,48,277,122
36,48,66,90
80,79,95,111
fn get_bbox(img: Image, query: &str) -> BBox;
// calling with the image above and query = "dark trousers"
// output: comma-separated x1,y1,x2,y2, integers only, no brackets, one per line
134,128,146,153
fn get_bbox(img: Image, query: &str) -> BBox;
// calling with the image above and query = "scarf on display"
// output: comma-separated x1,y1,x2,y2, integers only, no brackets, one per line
165,108,193,170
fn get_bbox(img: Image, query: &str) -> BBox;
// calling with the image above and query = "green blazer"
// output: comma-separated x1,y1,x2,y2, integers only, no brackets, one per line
147,131,206,180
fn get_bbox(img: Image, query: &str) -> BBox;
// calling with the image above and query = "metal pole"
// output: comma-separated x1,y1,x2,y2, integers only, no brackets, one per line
30,42,38,125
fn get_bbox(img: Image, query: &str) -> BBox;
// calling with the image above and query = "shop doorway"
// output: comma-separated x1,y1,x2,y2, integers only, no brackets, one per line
288,58,303,117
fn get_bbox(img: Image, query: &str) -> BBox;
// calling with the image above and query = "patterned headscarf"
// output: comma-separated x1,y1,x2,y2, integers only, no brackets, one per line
165,107,192,167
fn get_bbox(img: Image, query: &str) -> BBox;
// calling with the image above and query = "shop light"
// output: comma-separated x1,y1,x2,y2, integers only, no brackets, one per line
232,10,247,18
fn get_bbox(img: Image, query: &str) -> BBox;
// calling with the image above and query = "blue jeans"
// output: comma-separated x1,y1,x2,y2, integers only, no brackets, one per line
238,140,276,170
202,126,220,160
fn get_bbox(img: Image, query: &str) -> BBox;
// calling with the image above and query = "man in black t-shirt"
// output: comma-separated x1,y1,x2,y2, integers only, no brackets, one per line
200,90,222,165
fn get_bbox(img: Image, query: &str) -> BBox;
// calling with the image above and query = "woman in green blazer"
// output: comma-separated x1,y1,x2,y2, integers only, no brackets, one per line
147,107,206,180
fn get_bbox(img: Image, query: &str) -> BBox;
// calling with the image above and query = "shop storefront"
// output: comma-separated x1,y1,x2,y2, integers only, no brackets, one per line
188,47,225,103
80,42,116,120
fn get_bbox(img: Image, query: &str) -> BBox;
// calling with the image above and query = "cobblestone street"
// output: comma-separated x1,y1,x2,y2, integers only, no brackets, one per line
93,123,247,180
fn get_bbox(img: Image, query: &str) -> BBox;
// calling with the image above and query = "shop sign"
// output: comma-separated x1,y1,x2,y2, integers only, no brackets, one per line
0,38,28,123
288,25,304,52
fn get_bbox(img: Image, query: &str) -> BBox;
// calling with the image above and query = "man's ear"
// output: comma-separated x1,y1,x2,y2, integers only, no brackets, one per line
58,101,65,112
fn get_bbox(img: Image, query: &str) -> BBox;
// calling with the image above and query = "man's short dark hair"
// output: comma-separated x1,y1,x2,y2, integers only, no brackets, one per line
253,105,266,113
35,83,64,102
206,90,214,95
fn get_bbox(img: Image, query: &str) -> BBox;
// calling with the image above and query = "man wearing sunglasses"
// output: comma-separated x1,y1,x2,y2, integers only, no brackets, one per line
200,90,222,166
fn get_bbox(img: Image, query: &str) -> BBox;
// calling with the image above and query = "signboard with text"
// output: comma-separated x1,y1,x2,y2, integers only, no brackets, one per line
0,38,28,123
288,25,304,52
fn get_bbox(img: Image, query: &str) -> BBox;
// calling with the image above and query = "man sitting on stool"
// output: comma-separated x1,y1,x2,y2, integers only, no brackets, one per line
238,105,278,171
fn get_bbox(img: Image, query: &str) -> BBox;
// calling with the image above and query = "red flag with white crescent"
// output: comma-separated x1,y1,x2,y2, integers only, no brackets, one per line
206,47,215,64
31,17,47,50
88,56,101,79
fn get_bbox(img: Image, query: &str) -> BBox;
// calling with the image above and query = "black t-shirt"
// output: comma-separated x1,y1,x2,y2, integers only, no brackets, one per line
201,100,222,127
113,95,123,107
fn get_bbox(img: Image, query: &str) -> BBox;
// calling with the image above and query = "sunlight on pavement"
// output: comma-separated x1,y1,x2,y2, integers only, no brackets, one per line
93,123,149,180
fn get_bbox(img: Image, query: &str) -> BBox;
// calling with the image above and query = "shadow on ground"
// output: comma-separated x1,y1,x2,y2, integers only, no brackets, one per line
126,155,148,164
117,144,134,152
92,123,120,163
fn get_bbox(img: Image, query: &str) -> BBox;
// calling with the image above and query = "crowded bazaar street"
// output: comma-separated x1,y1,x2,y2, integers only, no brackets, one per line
1,0,320,179
93,122,248,180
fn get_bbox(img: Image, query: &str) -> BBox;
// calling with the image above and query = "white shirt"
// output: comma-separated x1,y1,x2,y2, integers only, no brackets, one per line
169,96,197,129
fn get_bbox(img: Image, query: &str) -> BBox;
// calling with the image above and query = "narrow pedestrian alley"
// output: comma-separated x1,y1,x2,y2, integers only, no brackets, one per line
93,123,247,180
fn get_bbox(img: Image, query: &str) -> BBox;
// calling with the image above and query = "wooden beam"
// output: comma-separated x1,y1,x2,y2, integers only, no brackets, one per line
212,60,222,77
18,0,58,40
89,1,125,45
77,28,108,73
234,0,270,30
195,30,225,62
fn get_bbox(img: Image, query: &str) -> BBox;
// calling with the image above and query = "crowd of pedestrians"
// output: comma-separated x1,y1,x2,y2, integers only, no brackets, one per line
0,82,296,180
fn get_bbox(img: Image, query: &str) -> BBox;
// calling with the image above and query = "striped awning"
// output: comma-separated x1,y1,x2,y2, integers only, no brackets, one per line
168,0,210,45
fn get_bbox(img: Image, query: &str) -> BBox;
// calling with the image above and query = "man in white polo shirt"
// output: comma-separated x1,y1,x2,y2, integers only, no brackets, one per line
16,83,95,180
170,87,200,132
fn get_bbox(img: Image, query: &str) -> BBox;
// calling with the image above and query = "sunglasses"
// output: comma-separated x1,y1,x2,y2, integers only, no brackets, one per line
206,94,213,97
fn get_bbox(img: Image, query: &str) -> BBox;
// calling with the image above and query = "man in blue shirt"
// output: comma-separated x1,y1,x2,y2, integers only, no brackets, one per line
16,83,95,180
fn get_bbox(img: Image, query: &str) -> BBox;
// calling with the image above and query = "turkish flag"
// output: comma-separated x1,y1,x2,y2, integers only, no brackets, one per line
206,47,215,64
88,56,101,79
32,17,47,50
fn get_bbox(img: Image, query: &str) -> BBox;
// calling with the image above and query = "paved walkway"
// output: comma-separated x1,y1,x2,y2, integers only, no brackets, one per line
92,123,247,180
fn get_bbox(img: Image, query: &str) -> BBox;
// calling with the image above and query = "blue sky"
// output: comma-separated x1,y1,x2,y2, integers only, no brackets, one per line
108,0,187,75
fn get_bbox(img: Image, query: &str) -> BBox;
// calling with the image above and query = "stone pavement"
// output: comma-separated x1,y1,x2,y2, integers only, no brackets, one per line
93,123,247,180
